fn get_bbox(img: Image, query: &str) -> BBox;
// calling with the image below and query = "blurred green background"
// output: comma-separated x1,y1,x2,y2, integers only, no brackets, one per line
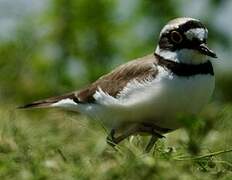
1,0,232,179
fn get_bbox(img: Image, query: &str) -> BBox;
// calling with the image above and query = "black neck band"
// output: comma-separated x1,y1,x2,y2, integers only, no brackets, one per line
154,53,214,76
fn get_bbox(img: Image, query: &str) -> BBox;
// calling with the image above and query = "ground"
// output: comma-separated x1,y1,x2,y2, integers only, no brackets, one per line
0,103,232,180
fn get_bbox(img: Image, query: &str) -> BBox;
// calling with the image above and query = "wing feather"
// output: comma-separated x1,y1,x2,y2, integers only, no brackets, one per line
77,54,158,102
19,54,158,108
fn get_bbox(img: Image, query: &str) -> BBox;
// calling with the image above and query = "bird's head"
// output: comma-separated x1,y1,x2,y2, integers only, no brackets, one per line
155,17,217,64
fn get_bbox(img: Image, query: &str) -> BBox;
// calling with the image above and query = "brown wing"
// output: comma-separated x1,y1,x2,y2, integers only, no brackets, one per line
76,54,158,103
19,54,158,108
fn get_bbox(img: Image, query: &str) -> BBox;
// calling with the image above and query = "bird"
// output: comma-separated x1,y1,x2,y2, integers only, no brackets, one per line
20,17,217,152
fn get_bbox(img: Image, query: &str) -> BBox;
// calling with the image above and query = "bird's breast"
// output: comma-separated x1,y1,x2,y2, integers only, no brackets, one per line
143,71,215,128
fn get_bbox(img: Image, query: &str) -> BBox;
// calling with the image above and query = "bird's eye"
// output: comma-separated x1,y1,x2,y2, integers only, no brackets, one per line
170,31,183,44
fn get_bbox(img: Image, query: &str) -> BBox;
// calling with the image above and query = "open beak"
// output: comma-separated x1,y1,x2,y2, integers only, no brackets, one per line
198,43,217,58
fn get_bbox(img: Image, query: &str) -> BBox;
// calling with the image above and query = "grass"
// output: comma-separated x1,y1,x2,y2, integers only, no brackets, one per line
0,103,232,179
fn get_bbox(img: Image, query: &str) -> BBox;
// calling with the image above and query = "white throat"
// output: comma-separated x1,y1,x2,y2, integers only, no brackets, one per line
155,46,209,65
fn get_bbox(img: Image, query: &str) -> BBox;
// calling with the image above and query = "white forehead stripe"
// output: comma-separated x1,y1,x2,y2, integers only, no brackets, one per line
185,28,207,41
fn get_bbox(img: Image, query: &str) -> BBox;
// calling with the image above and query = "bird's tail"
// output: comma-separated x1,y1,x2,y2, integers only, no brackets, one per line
18,92,79,109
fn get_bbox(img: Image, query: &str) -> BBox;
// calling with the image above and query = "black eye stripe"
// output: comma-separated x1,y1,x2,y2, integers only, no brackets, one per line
159,34,205,51
158,20,207,51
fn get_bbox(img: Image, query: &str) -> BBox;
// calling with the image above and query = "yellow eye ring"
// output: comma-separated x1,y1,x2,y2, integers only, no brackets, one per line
170,31,183,44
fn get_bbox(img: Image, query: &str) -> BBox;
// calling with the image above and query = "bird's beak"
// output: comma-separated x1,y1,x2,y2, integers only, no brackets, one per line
198,43,217,58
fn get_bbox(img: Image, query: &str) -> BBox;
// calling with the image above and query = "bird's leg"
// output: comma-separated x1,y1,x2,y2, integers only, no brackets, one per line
145,135,159,153
145,130,165,153
139,123,165,153
106,129,117,146
106,123,165,152
106,125,140,147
